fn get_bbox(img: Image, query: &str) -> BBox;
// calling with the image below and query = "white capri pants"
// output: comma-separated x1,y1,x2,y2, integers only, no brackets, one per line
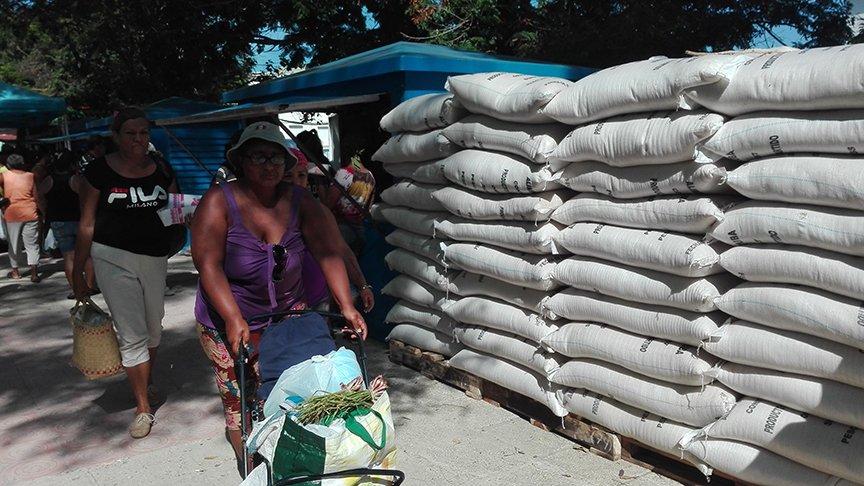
6,220,40,268
91,242,168,368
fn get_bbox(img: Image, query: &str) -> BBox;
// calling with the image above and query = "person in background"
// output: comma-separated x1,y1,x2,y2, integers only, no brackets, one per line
283,148,374,316
80,134,107,173
295,129,332,200
0,153,43,281
210,129,244,186
72,107,179,439
321,154,376,260
0,145,12,244
39,149,97,298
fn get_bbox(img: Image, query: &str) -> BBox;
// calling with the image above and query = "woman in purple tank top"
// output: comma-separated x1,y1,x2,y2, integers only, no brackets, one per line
190,122,366,466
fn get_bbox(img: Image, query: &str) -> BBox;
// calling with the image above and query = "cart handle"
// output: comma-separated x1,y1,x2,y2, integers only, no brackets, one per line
273,468,405,486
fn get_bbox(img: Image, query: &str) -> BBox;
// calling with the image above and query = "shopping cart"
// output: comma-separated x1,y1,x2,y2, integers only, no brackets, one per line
238,310,404,486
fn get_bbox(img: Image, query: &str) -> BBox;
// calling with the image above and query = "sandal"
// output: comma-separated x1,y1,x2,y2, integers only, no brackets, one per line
30,275,41,283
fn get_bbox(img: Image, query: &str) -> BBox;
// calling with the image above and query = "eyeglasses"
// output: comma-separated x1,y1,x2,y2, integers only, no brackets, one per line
272,244,287,282
245,153,287,166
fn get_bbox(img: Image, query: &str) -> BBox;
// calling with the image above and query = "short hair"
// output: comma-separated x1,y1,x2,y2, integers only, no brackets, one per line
111,107,149,134
86,134,106,151
6,154,25,169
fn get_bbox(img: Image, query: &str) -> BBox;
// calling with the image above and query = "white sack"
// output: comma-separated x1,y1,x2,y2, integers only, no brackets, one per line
431,186,570,222
552,359,737,427
384,299,458,337
436,217,562,255
382,159,448,184
444,242,561,291
707,201,864,257
371,130,459,163
719,244,864,300
723,155,864,211
543,323,717,386
441,149,562,194
384,248,456,292
543,287,725,347
702,321,864,389
383,228,451,268
379,180,448,212
717,282,864,349
704,397,864,483
380,274,455,311
706,362,864,430
443,296,558,344
441,114,571,163
553,223,723,277
697,109,864,162
375,203,448,237
446,270,551,316
551,193,736,235
555,160,731,198
550,110,725,167
684,45,864,116
386,324,463,358
445,72,573,124
452,325,563,379
379,92,468,133
542,54,749,125
553,256,739,312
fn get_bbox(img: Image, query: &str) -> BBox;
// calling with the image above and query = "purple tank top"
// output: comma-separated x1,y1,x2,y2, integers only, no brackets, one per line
195,183,306,331
302,250,329,307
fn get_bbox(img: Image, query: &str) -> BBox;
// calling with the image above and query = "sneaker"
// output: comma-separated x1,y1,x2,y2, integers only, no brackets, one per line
147,384,160,406
129,413,155,439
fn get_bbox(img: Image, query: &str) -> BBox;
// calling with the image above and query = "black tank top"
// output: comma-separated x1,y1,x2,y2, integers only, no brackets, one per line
44,169,81,223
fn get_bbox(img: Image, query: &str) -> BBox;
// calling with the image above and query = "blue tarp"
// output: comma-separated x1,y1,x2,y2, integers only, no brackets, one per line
0,81,66,128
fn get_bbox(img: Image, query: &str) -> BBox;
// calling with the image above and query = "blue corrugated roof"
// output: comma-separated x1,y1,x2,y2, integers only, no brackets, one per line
0,82,66,128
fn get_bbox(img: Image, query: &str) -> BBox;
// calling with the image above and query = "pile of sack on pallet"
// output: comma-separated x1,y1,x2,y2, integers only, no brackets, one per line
374,44,864,486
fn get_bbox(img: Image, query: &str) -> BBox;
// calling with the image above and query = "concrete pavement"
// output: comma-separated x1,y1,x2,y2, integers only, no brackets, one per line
0,252,685,486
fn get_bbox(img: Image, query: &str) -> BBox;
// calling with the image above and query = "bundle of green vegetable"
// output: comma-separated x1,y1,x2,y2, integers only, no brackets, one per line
294,375,388,426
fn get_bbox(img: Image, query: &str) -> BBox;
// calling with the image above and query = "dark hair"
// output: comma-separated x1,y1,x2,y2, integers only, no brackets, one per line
51,149,79,174
296,129,327,164
86,134,106,151
111,107,149,133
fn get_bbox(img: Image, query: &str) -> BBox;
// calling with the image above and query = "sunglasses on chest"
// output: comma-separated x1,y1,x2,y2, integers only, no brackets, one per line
272,244,287,282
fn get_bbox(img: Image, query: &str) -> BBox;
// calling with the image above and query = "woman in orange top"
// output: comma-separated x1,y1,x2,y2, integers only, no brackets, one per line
0,154,44,281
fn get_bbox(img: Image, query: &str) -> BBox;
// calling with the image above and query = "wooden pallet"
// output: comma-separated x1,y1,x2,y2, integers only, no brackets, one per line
389,340,759,486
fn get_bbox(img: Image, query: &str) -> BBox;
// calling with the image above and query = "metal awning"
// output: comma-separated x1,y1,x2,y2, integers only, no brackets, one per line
36,129,110,143
155,93,382,127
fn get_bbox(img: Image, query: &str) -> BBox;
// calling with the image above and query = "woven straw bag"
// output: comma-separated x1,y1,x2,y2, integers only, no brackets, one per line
70,298,124,380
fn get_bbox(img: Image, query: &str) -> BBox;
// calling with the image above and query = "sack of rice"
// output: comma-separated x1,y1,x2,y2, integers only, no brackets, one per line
562,389,709,476
441,149,562,194
379,92,469,133
679,435,856,486
551,359,737,427
704,396,864,483
550,110,725,167
443,296,559,343
449,348,568,416
697,109,864,162
543,323,717,386
553,256,739,312
543,288,725,347
386,324,463,358
384,299,459,337
706,362,864,430
381,274,456,311
445,72,573,124
717,282,864,349
380,180,448,212
446,270,551,316
719,244,864,300
542,54,749,125
555,160,731,198
371,130,459,163
445,242,561,291
432,186,570,222
436,217,563,255
384,228,451,268
684,44,864,116
375,203,448,237
452,325,564,379
554,223,723,277
441,114,571,163
384,248,456,292
723,155,864,211
382,159,448,184
707,201,864,257
702,320,864,389
551,193,737,235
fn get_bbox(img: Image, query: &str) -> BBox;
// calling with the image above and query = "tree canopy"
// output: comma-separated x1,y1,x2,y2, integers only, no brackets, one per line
0,0,853,110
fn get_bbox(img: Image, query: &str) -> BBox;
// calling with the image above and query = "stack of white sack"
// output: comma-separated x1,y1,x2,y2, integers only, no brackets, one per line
673,43,864,485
